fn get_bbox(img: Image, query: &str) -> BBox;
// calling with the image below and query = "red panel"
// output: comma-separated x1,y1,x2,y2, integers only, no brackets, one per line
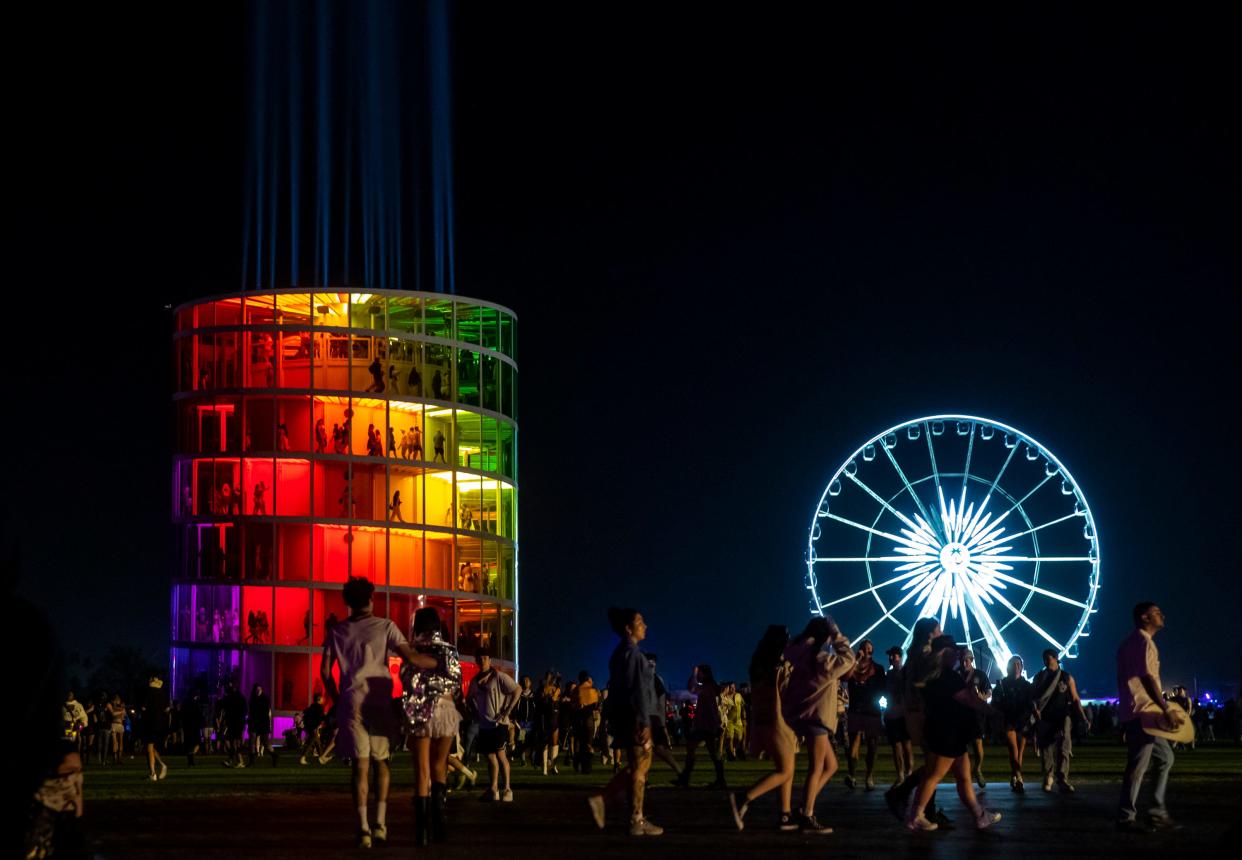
275,459,311,516
242,458,275,516
276,652,310,711
241,586,273,644
274,587,310,645
389,530,424,588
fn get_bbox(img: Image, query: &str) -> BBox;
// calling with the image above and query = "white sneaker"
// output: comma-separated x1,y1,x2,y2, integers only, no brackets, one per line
158,763,168,780
865,775,876,791
974,807,1002,830
629,817,664,837
502,788,514,802
906,814,937,832
147,773,159,782
728,792,748,830
1042,774,1054,792
300,756,308,766
588,795,606,829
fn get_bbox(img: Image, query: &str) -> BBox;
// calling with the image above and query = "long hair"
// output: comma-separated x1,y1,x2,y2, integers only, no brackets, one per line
749,625,789,684
795,615,834,649
906,617,940,662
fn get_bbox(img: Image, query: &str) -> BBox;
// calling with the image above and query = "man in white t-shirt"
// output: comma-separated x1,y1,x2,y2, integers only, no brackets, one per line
468,650,521,802
322,576,435,848
1115,601,1184,833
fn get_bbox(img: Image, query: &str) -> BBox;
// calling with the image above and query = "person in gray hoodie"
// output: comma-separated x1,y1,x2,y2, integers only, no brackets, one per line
782,615,856,835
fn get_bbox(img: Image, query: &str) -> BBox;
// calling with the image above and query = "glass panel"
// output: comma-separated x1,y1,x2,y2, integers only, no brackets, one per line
177,306,197,332
313,525,352,583
457,474,483,532
276,396,312,453
497,484,515,539
242,521,274,580
349,527,384,581
242,585,273,644
424,467,454,531
424,344,451,401
426,409,453,465
276,654,311,712
456,598,482,657
176,336,195,391
499,543,515,602
480,603,499,659
498,420,516,480
172,584,242,643
213,299,244,327
498,312,514,358
501,364,516,420
455,535,483,594
456,348,480,407
455,411,481,470
500,605,515,661
274,458,311,517
389,528,425,587
351,335,379,393
481,353,499,413
277,523,312,582
387,294,423,335
314,462,352,519
244,293,276,325
242,652,274,710
244,395,276,452
274,291,314,327
455,301,481,345
425,534,454,590
276,330,313,387
479,306,500,351
350,294,385,330
245,330,277,387
274,586,311,645
241,457,275,517
479,540,500,597
391,402,426,464
171,646,242,702
424,298,453,340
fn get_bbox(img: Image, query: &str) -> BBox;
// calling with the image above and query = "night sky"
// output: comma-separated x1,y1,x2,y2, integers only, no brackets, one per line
9,5,1239,699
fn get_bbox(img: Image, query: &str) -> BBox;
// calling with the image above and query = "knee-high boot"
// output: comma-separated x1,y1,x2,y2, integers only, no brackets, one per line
430,782,448,842
413,796,432,847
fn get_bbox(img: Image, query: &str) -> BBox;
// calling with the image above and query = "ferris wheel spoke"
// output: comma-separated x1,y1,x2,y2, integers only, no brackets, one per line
849,583,922,646
985,570,1089,608
977,580,1067,653
819,567,929,608
961,585,1014,668
997,472,1056,520
882,445,936,533
959,423,975,513
814,556,925,563
985,441,1020,502
925,424,942,495
845,472,920,531
982,556,1092,563
976,511,1080,548
825,513,907,544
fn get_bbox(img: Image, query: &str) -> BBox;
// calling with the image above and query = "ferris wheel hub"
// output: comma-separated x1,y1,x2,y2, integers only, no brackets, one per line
939,542,971,575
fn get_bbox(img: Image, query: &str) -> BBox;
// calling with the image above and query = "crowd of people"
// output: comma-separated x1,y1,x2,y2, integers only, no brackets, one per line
55,587,1239,849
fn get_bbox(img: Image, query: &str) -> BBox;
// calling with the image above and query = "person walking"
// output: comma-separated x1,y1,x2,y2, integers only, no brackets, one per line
141,676,171,782
106,694,126,764
586,607,663,836
1116,602,1184,832
782,615,856,834
300,693,326,765
573,671,600,774
247,684,275,766
993,655,1034,792
905,636,1001,832
321,576,436,848
401,606,464,845
675,664,727,790
958,648,992,789
645,654,683,779
220,683,248,767
729,625,799,831
844,639,886,791
1032,649,1089,792
883,646,913,786
468,650,521,802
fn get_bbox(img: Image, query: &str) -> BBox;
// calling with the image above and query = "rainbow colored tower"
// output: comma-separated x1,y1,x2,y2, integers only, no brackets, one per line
170,290,517,728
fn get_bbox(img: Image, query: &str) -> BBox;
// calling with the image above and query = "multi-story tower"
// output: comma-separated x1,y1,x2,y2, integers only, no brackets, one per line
170,290,517,733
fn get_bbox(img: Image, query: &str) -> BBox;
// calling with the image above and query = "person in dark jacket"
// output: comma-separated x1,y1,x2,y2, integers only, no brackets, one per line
993,655,1034,792
248,684,275,766
586,607,663,837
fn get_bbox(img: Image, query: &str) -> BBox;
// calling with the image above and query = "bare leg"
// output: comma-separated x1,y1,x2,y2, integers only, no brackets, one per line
629,745,653,821
848,731,862,779
745,746,795,813
911,753,955,818
412,736,432,797
353,758,371,832
951,754,980,808
865,736,878,781
801,734,836,816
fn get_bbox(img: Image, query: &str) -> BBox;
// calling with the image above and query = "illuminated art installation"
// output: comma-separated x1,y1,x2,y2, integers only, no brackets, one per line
171,291,517,729
806,415,1098,676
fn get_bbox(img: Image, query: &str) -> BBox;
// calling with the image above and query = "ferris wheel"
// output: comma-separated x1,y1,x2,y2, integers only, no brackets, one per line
805,415,1100,676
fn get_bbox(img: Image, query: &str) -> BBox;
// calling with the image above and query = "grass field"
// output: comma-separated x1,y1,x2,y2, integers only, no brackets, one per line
84,738,1242,799
83,740,1242,857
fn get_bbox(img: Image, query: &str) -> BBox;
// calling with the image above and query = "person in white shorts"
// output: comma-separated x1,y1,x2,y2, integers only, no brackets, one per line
321,576,435,849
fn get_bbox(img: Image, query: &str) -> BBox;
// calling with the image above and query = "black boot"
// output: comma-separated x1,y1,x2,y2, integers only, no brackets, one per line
708,759,727,789
414,796,432,847
430,782,448,842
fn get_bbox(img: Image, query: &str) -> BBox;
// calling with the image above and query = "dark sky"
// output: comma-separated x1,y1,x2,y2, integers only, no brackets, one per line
9,5,1240,698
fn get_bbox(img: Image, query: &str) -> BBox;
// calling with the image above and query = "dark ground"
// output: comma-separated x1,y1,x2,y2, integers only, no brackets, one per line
83,743,1241,858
